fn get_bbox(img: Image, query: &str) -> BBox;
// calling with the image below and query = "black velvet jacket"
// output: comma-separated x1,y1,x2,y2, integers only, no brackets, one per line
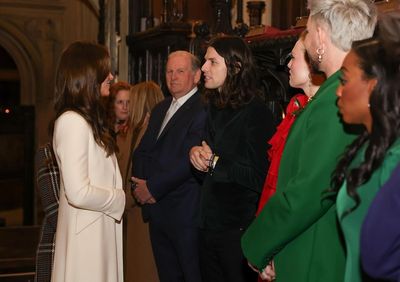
199,96,275,231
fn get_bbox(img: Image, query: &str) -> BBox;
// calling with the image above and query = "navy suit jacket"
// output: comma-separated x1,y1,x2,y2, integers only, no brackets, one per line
132,90,207,227
361,162,400,281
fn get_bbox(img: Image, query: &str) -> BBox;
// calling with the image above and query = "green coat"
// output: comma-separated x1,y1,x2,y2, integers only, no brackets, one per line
337,139,400,282
241,71,357,282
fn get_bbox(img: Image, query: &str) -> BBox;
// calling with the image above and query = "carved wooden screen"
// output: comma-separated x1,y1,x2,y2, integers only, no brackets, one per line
126,22,192,95
272,0,308,30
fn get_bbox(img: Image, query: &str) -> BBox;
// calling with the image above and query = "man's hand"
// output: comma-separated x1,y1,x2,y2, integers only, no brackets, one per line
131,176,156,205
189,141,213,172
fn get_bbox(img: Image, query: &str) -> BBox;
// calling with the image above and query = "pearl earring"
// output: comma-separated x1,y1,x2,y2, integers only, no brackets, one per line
316,47,325,63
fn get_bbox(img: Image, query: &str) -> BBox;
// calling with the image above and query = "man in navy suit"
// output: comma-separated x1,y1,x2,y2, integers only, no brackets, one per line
132,50,206,282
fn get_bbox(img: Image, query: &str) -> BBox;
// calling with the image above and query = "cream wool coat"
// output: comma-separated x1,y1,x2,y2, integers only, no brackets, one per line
51,111,125,282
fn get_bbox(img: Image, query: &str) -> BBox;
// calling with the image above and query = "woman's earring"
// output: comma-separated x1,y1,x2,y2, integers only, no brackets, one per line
316,47,325,63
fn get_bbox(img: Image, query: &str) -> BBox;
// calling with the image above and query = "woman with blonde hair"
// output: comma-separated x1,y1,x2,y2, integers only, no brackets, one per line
116,81,164,187
117,81,164,282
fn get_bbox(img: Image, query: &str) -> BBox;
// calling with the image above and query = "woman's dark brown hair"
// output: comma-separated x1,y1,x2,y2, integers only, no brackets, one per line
53,41,116,156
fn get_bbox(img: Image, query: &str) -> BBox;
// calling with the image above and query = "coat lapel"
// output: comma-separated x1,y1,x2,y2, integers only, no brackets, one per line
150,98,171,142
157,91,200,141
209,104,245,146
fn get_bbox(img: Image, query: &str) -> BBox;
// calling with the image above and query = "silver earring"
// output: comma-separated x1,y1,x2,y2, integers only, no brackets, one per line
316,47,325,63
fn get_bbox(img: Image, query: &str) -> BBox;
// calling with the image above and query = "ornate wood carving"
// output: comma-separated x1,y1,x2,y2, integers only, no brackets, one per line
24,18,59,42
126,22,192,94
247,1,266,27
210,0,233,34
236,0,244,24
272,0,307,30
247,28,303,121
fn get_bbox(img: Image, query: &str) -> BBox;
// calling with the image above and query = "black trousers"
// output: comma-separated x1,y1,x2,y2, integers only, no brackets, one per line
199,228,258,282
149,221,202,282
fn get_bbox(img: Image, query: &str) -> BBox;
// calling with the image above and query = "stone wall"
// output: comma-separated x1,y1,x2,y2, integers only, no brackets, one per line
0,0,99,147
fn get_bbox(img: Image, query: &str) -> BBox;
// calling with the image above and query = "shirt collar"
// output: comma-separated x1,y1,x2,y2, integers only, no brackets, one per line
174,87,198,106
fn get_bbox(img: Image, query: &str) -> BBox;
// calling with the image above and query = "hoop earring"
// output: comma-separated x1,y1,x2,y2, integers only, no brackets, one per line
316,47,325,63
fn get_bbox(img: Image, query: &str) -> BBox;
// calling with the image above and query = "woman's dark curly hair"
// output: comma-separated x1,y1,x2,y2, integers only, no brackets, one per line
53,41,117,156
203,36,261,109
331,29,400,215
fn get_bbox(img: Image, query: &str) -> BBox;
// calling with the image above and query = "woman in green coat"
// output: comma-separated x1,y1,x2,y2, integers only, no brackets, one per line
332,26,400,282
241,0,377,281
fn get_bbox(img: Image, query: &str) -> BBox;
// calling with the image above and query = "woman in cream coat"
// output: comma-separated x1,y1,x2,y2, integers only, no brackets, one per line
51,41,126,282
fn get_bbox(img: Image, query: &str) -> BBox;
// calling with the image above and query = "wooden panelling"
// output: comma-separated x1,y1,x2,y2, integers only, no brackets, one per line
272,0,307,30
126,22,192,93
0,106,34,226
0,226,40,280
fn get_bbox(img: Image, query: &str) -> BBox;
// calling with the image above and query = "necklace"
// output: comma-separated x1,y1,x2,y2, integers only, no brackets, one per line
292,94,318,117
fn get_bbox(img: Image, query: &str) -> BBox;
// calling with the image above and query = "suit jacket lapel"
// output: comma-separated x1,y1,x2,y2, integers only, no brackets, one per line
157,91,200,141
151,97,172,141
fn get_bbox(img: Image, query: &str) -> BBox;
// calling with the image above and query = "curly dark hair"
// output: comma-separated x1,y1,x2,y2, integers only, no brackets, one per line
331,31,400,215
203,36,261,109
53,41,117,156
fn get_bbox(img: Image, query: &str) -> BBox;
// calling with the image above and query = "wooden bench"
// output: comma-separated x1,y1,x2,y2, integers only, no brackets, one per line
0,226,40,281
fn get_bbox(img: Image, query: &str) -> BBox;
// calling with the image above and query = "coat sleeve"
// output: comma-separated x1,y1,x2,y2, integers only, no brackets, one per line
146,108,207,199
54,112,125,221
211,103,275,192
361,163,400,281
241,97,354,270
132,102,165,180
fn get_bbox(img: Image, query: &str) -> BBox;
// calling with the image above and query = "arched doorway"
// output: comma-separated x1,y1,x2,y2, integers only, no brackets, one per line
0,46,20,106
0,45,26,227
0,23,39,227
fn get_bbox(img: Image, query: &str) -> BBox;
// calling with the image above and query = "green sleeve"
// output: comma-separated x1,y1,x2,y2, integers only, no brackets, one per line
241,95,355,270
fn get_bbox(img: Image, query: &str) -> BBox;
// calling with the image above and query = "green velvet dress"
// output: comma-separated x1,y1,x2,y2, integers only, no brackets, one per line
337,139,400,282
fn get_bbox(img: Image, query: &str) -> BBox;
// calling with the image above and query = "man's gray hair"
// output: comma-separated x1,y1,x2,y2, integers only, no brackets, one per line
308,0,377,51
168,51,201,72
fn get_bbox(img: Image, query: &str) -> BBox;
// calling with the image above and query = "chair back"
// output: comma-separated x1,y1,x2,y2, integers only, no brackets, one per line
34,143,60,282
